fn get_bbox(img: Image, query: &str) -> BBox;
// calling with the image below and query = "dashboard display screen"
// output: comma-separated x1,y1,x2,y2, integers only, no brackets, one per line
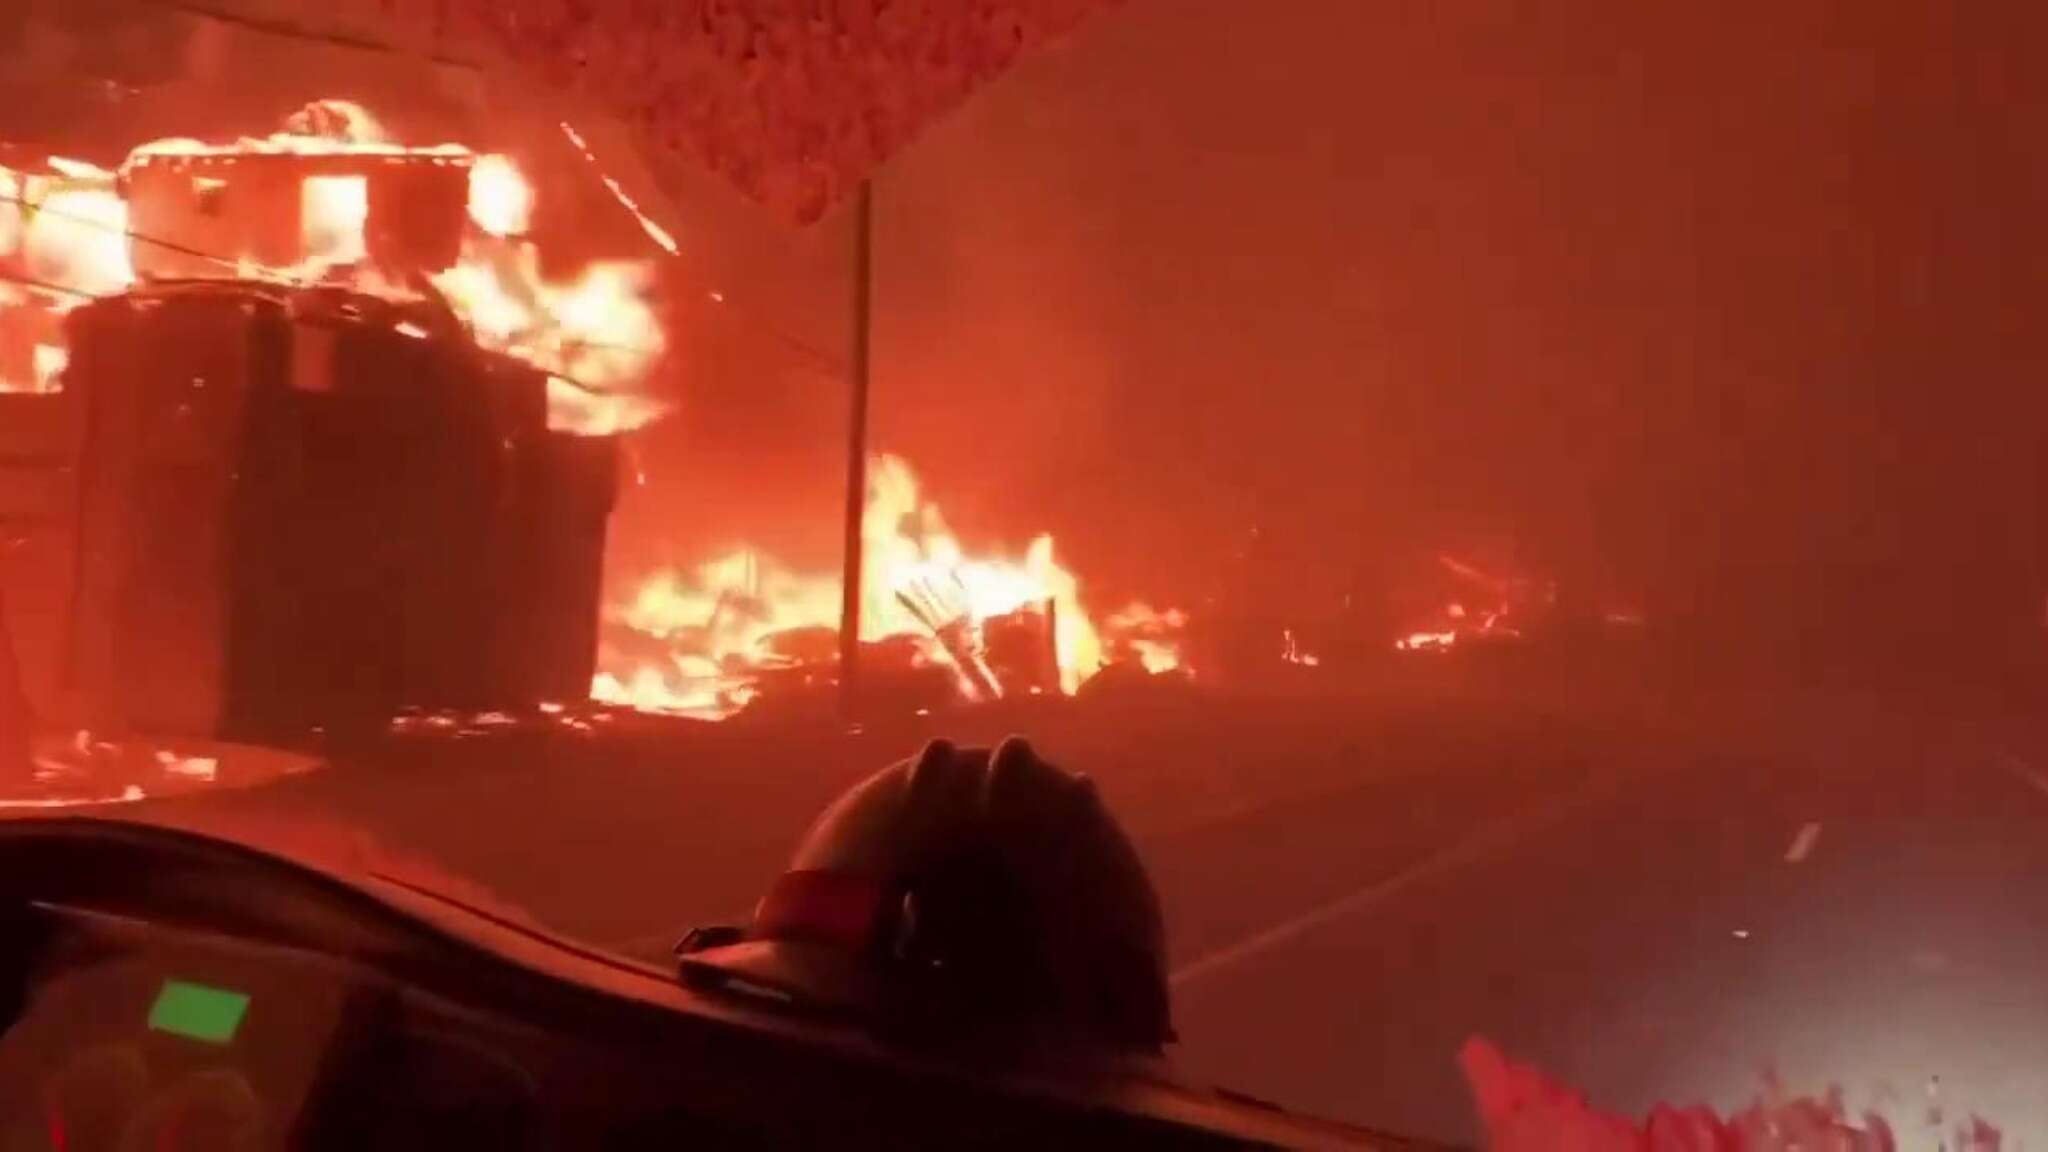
147,979,252,1046
0,910,360,1151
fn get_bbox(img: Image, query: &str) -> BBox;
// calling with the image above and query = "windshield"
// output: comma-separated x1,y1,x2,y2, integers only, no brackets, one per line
1,1,2042,1146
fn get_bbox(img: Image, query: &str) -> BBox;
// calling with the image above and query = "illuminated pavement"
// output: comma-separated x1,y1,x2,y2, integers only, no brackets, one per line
76,685,2048,1145
1166,693,2048,1144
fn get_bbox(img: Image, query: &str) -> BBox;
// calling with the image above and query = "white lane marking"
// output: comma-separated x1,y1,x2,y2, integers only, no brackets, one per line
1783,821,1822,864
1998,754,2048,800
1169,785,1601,988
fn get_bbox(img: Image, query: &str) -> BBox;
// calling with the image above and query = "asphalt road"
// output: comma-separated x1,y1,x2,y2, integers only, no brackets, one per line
84,682,2048,1146
1168,691,2048,1145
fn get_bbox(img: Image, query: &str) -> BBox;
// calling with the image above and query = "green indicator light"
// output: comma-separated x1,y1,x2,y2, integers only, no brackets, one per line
147,979,251,1045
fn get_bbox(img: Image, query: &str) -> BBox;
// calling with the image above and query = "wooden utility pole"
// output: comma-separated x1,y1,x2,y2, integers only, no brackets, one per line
838,181,874,709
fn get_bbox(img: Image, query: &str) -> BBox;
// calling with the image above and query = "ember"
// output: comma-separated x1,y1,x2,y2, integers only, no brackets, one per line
1103,604,1190,675
0,100,667,435
595,455,1190,720
1394,552,1547,653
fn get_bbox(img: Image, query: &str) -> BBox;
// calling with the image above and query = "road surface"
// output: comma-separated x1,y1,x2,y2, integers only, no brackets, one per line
1168,691,2048,1145
59,682,2048,1145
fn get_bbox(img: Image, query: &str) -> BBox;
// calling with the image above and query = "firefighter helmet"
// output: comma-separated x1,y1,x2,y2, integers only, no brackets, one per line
678,737,1173,1052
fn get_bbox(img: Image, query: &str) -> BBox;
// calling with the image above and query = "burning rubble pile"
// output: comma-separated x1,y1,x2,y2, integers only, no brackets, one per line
594,454,1190,721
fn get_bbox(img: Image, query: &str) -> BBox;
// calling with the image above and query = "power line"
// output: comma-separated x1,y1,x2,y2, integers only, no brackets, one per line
1,192,257,276
0,269,99,300
0,267,633,400
141,1,485,73
0,225,639,399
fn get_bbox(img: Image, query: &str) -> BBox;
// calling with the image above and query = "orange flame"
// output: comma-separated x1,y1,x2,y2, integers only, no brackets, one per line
1103,602,1189,675
595,455,1184,719
30,344,66,393
0,101,668,435
432,245,665,431
301,175,369,267
467,154,534,238
20,163,134,299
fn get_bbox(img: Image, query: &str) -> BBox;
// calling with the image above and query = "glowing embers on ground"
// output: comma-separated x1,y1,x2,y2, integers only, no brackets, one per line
1104,603,1190,675
1394,552,1547,654
0,100,666,436
594,455,1191,721
0,730,318,809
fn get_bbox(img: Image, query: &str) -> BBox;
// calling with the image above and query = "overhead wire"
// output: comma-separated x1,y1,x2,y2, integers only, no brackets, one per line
0,195,636,398
0,269,99,301
137,0,486,73
1,191,251,276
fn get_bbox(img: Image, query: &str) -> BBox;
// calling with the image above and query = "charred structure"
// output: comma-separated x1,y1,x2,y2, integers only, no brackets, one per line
1,120,629,740
36,279,617,739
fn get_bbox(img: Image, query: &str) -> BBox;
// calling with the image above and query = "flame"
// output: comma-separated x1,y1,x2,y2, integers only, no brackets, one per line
0,100,669,434
597,455,1186,719
128,99,431,160
0,168,20,256
24,181,134,298
1395,629,1459,653
430,245,665,433
467,154,533,237
31,344,66,393
301,175,369,267
1280,628,1320,667
1103,602,1189,675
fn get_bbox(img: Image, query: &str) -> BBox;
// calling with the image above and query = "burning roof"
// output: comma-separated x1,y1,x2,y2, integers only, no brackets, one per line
0,99,666,434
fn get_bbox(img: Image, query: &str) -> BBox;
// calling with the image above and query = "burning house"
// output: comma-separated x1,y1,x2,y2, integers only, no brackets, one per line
0,100,656,740
1,92,1195,742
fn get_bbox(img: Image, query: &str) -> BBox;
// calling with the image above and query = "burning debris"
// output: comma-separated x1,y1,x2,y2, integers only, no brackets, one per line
1104,603,1191,676
0,99,668,435
1394,552,1552,654
595,454,1191,721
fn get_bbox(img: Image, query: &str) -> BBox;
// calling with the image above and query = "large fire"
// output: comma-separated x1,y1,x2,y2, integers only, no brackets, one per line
2,101,1185,722
0,100,664,434
593,455,1189,720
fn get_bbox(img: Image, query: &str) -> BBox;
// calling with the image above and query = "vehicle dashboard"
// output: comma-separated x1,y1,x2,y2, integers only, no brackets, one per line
0,818,1420,1151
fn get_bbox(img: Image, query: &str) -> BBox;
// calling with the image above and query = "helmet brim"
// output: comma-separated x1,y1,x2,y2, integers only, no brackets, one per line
678,937,886,1022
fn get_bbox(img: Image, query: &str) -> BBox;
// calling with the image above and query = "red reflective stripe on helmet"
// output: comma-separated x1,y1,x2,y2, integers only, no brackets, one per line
752,870,885,948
